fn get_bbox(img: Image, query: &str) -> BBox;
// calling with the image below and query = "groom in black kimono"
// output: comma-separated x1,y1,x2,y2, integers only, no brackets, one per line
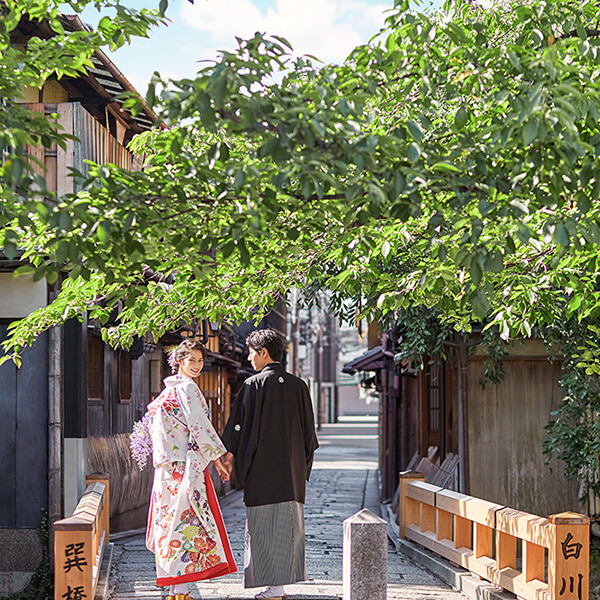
221,328,319,600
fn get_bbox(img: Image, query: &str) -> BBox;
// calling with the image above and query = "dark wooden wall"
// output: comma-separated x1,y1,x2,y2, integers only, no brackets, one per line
0,324,48,528
444,349,459,457
88,341,153,437
399,372,419,471
380,365,402,500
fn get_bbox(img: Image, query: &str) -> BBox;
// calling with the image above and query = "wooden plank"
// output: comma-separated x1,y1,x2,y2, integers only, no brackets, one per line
92,532,106,594
399,471,425,538
464,497,503,527
83,482,106,497
470,555,501,586
497,531,517,570
407,525,471,569
54,524,93,600
431,469,452,488
68,508,96,524
439,452,456,471
497,507,550,548
72,103,83,191
406,497,421,530
86,474,110,544
437,508,453,541
433,459,460,488
45,154,57,193
26,103,46,179
407,480,440,506
54,516,94,531
436,488,471,515
497,568,548,600
56,103,74,197
73,496,101,517
524,540,545,583
422,503,436,534
474,523,494,559
548,513,589,600
430,453,458,486
455,514,472,550
416,457,440,483
437,489,502,527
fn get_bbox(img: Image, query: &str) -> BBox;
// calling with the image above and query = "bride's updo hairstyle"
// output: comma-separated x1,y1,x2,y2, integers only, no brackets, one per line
168,339,206,373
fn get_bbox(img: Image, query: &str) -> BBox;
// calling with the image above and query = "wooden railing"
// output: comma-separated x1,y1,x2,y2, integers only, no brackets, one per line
54,473,110,600
399,471,589,600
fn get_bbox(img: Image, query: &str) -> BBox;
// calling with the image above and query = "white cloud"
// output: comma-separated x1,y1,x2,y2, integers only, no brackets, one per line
179,0,390,65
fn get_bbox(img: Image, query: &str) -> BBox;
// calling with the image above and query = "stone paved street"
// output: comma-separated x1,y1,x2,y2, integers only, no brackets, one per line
107,417,468,600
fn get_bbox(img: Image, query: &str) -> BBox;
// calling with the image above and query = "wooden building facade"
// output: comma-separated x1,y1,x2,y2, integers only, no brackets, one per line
344,328,580,520
1,13,252,595
0,15,159,595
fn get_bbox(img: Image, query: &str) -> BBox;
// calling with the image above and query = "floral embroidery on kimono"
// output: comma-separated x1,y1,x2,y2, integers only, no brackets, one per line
145,375,237,585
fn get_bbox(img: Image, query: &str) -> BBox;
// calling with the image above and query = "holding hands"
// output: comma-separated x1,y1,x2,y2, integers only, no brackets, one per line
214,452,234,482
214,458,230,482
221,452,234,478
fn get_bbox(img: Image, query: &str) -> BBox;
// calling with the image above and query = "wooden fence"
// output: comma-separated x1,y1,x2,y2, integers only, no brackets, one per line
399,471,589,600
54,473,110,600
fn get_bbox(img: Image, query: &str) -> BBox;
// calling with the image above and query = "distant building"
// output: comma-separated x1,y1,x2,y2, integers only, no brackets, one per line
337,322,377,417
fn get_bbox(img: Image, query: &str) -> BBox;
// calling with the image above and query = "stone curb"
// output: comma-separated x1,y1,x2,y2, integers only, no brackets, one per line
95,542,114,600
396,539,514,600
380,505,514,600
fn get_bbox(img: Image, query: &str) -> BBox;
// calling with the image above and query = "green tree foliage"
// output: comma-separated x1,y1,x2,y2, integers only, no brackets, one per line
4,0,600,489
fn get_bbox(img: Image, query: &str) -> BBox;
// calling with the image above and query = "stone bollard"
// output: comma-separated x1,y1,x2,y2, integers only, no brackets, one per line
342,508,388,600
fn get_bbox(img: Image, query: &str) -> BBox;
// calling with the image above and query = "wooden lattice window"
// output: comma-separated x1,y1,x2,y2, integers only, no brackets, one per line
119,351,132,403
429,362,442,432
87,336,104,401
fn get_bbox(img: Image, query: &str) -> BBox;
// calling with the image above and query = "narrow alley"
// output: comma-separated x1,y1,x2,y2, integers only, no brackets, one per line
107,418,469,600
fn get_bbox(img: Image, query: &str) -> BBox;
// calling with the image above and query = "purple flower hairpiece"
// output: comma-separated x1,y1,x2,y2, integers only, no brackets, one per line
130,411,153,470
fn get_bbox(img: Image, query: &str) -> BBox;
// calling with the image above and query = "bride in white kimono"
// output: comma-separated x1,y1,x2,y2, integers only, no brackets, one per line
140,340,237,600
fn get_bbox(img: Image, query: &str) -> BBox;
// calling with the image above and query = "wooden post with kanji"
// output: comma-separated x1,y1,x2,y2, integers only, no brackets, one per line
53,474,109,600
54,518,94,600
548,512,590,600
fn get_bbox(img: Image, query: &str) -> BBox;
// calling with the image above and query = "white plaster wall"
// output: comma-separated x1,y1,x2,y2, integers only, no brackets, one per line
339,385,379,416
0,274,47,318
64,438,88,516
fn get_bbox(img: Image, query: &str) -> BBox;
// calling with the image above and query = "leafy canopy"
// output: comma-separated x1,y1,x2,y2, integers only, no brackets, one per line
3,0,600,371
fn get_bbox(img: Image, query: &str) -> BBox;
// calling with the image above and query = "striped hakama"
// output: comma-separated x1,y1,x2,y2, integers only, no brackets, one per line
244,501,307,588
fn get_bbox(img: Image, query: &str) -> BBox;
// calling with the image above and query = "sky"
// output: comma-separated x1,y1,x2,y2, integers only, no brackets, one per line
90,0,395,94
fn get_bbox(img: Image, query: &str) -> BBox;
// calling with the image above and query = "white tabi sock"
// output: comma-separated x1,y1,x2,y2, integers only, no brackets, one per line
172,583,189,596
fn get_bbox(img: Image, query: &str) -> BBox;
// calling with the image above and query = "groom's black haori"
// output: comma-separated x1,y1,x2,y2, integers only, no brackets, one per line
222,349,318,589
223,362,318,506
